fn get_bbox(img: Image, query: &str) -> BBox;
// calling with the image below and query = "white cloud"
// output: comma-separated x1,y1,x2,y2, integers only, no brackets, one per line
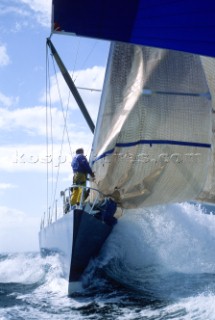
0,183,17,190
73,66,105,120
19,0,51,27
19,0,51,15
0,1,51,31
0,44,10,67
0,4,29,17
0,63,105,135
0,104,94,143
0,91,18,107
42,65,105,122
0,106,62,138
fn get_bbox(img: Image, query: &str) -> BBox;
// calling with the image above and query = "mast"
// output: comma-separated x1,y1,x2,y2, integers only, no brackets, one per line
47,38,95,134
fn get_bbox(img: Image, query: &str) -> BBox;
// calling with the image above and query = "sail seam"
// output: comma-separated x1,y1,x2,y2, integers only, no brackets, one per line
93,140,211,163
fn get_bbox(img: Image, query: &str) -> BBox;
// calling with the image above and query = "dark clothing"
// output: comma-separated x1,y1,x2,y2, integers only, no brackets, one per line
71,154,93,176
70,153,93,206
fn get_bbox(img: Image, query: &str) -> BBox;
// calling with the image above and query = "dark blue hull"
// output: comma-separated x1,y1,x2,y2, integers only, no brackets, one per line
39,208,113,294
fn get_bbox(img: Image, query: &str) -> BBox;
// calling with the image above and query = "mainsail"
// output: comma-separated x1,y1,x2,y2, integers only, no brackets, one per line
51,0,215,208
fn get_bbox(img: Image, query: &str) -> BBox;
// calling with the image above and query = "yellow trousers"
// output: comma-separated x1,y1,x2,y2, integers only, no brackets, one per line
70,187,83,205
70,172,86,206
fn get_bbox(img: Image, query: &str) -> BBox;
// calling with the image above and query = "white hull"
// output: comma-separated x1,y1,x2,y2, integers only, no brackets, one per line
39,211,74,286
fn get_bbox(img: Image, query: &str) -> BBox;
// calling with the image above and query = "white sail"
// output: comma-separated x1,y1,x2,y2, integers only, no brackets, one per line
91,42,212,208
196,56,215,204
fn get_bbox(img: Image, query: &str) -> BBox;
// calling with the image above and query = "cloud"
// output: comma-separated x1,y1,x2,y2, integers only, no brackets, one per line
0,44,10,67
0,66,105,137
0,91,18,107
0,104,95,145
0,1,51,29
0,2,31,34
19,0,51,27
0,106,63,138
72,66,105,120
42,65,105,122
0,3,29,17
0,183,17,190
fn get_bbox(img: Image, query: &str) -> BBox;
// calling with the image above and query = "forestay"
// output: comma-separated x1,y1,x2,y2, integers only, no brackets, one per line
91,43,212,208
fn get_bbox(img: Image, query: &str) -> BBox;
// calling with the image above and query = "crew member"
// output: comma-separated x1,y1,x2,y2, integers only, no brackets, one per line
70,148,94,206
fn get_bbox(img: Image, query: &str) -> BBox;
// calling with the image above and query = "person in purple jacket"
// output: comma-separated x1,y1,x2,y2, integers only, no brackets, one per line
70,148,95,206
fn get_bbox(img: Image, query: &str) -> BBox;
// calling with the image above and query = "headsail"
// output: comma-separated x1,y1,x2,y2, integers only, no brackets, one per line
196,57,215,204
91,43,212,208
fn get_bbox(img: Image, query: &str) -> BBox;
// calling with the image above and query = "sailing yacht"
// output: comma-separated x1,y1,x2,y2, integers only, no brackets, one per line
39,0,215,295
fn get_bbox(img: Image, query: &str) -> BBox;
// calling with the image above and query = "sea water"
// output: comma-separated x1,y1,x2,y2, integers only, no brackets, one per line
1,202,215,319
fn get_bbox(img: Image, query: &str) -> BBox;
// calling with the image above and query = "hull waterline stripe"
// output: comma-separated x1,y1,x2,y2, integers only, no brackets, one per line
93,140,211,163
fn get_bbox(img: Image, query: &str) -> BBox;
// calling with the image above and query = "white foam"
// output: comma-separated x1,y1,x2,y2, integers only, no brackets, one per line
99,202,215,298
103,202,215,272
0,253,45,284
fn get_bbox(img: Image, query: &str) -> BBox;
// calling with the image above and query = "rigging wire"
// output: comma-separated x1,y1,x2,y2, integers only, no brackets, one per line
45,36,99,216
51,91,72,213
73,40,98,83
46,44,55,208
45,42,75,218
50,54,73,154
45,43,49,217
50,53,73,212
71,36,80,79
46,42,56,216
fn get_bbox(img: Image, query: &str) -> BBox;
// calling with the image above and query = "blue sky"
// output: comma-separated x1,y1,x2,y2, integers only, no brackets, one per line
0,0,110,252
